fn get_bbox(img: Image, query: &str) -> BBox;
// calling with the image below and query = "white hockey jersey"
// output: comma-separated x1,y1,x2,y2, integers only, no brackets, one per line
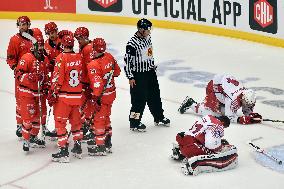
212,74,253,122
185,115,224,151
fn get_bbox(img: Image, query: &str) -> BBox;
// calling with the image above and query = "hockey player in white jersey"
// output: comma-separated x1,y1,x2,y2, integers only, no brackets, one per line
171,115,238,175
178,74,262,125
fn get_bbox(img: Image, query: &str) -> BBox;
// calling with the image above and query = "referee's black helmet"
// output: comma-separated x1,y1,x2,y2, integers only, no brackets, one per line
137,18,152,30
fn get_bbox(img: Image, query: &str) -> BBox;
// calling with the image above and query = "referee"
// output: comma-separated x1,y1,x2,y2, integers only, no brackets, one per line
124,18,170,132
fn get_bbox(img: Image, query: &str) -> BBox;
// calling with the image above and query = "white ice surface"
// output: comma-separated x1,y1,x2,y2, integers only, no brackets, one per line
0,19,284,189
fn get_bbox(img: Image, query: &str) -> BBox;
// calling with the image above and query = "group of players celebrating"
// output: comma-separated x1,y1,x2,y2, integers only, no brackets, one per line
6,16,120,162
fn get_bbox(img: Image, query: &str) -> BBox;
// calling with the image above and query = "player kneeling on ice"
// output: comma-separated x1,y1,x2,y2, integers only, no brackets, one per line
16,35,49,152
47,34,83,163
178,74,262,125
171,115,238,176
86,38,121,156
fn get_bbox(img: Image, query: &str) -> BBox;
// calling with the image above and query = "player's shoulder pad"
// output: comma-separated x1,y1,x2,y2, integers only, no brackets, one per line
126,45,136,56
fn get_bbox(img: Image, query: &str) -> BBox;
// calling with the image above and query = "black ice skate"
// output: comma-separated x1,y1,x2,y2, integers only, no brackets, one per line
71,140,82,159
30,135,46,148
171,143,185,161
178,96,196,114
105,135,112,153
154,117,170,127
88,145,107,156
130,122,146,132
52,147,69,163
23,140,30,152
16,124,22,138
44,129,57,138
82,129,94,143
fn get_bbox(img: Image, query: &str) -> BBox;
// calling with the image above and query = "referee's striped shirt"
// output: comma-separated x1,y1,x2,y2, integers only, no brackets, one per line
124,33,155,80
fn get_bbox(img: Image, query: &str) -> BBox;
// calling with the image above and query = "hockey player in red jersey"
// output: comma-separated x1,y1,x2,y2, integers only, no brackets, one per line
74,27,94,140
87,38,121,156
44,22,62,73
178,74,262,125
15,35,49,151
47,34,83,162
6,16,44,138
171,115,238,176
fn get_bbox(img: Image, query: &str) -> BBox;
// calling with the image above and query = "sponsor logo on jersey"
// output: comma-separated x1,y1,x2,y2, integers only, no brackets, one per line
249,0,277,34
88,0,122,12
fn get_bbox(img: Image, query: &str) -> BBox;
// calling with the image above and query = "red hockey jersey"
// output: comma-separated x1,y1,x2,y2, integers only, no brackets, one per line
44,37,62,72
87,52,120,104
80,42,93,85
16,53,49,97
51,52,83,105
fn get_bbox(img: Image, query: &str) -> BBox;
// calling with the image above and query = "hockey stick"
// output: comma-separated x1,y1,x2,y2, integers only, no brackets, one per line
247,138,282,165
263,119,284,124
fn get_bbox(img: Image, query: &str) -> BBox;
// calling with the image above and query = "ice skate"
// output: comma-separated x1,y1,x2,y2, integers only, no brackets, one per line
88,145,107,156
178,96,196,114
52,147,69,163
30,135,46,148
105,135,112,153
130,122,146,132
23,140,30,152
16,124,22,138
171,143,185,161
82,130,94,143
154,117,170,127
71,140,82,159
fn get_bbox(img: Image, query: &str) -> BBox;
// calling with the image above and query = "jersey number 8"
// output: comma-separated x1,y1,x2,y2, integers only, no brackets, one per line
69,70,80,87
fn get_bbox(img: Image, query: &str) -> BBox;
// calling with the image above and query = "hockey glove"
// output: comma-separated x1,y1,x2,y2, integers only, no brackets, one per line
249,112,262,123
221,139,230,145
92,96,101,112
28,73,43,82
238,112,262,124
47,91,58,107
177,132,185,138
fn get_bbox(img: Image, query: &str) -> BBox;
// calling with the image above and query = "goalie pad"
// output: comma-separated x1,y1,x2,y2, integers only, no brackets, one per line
181,145,238,176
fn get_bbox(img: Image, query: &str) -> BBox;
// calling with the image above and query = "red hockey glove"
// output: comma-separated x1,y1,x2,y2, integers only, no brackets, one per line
28,73,43,82
47,91,58,107
83,85,92,100
249,112,262,123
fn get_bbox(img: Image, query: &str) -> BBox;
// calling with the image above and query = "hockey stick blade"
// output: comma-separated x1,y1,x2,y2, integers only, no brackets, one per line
263,119,284,124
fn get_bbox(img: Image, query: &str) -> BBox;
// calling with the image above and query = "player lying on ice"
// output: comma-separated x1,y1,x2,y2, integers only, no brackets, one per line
178,74,262,125
171,115,238,176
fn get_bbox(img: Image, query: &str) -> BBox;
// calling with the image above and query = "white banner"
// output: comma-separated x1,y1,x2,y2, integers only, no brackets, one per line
77,0,284,39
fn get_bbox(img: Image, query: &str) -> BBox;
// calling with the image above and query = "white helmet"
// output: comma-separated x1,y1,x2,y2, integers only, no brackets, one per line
242,89,256,106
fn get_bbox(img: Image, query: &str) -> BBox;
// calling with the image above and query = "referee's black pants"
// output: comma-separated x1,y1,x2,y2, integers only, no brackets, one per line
129,69,164,128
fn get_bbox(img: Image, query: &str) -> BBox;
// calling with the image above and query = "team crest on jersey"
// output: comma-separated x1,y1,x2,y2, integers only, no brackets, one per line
90,68,96,74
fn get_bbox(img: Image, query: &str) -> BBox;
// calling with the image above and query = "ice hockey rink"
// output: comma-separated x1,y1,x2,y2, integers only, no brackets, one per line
0,19,284,189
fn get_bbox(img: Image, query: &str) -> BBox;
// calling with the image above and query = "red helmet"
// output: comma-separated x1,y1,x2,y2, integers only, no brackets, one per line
35,35,44,46
74,27,89,39
44,22,58,34
32,28,43,38
93,38,106,53
17,16,31,26
61,34,75,48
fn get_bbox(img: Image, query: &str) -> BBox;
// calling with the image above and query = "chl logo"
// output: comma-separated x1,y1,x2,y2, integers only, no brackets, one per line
249,0,277,34
253,0,273,28
93,0,117,8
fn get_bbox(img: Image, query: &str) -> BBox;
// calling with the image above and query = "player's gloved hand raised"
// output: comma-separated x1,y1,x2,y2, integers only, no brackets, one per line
47,91,58,107
28,73,43,82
